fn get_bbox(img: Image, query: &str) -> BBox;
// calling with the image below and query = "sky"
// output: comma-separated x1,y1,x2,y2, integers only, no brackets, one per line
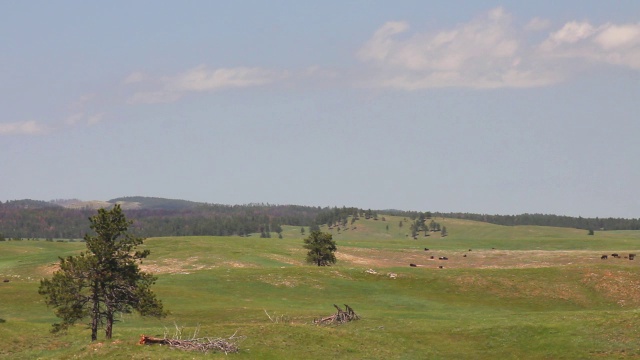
1,1,639,218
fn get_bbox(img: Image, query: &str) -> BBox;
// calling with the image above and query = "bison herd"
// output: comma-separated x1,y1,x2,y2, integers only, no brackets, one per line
601,253,635,260
409,250,638,269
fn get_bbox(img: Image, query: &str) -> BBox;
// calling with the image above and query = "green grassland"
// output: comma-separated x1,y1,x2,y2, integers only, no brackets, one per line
2,216,640,359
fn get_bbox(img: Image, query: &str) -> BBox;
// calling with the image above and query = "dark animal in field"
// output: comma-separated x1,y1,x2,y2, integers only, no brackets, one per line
424,248,429,251
630,254,636,260
463,254,467,257
438,257,448,260
410,263,417,267
430,256,434,259
3,279,9,283
612,253,620,258
601,255,608,259
438,266,443,269
468,249,472,251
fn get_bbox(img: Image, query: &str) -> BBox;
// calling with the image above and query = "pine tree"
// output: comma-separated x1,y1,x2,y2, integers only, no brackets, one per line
39,205,165,341
303,231,337,266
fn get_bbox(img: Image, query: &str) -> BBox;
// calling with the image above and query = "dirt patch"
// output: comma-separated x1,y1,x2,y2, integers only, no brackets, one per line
36,263,59,276
265,254,304,266
582,270,640,307
221,261,258,268
257,274,322,289
454,273,590,304
141,257,214,274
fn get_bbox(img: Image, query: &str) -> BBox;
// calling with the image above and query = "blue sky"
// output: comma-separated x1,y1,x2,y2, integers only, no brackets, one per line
1,1,639,218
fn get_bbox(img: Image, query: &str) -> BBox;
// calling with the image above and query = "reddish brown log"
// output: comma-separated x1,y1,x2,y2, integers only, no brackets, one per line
139,335,169,345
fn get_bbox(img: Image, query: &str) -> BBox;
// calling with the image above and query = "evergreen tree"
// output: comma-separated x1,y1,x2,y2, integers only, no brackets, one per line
39,205,166,341
441,226,447,237
303,231,337,266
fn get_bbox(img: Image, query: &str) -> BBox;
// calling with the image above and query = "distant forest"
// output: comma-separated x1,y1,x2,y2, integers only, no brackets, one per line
0,198,638,239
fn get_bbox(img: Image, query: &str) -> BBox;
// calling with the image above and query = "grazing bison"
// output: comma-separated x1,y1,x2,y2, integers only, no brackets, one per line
463,254,467,257
3,279,9,283
438,265,443,269
430,256,434,259
438,257,448,260
612,253,620,258
601,255,608,260
424,248,429,251
630,254,636,260
410,263,417,267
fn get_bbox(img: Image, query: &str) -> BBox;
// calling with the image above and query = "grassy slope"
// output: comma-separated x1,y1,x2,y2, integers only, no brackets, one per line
2,217,640,359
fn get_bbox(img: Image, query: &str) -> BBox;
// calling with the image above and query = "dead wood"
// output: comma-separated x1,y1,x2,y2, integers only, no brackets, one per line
138,332,242,354
314,304,360,325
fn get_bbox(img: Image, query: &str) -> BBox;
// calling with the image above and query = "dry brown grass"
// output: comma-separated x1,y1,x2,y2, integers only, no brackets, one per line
334,247,638,270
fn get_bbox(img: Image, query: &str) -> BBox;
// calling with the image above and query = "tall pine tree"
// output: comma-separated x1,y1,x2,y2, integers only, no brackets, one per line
39,205,166,341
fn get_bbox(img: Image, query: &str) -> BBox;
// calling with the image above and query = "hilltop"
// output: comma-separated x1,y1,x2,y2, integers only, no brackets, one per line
1,196,639,240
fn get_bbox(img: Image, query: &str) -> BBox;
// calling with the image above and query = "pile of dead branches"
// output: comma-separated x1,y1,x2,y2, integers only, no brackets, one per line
139,325,242,354
314,304,360,325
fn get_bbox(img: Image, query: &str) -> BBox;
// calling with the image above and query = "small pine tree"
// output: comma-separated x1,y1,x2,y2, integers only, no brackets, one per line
303,231,337,266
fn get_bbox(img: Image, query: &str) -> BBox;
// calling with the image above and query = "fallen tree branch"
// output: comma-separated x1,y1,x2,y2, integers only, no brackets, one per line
139,331,243,354
314,304,360,325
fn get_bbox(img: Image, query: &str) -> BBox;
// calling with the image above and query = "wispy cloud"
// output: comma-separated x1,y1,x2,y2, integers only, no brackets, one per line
357,8,640,90
540,22,640,69
123,71,145,84
0,121,48,135
126,65,287,104
525,17,551,32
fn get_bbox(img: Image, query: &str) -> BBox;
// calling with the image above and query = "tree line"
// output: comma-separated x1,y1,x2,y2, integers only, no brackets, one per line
435,212,640,231
0,203,323,239
3,198,639,238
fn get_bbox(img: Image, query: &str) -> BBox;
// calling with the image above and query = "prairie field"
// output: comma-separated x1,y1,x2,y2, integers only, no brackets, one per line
2,216,640,359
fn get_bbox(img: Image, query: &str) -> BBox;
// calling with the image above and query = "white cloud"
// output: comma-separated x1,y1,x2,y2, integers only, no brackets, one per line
357,7,558,89
123,71,145,84
65,113,85,125
0,121,47,135
127,91,182,105
539,22,640,69
87,113,105,125
595,24,640,49
525,17,551,32
357,8,640,90
64,112,106,126
168,65,281,92
127,65,286,104
545,21,596,45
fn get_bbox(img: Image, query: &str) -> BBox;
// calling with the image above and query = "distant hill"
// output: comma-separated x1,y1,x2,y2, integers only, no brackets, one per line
47,196,202,211
2,196,640,239
3,199,61,209
109,196,201,211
